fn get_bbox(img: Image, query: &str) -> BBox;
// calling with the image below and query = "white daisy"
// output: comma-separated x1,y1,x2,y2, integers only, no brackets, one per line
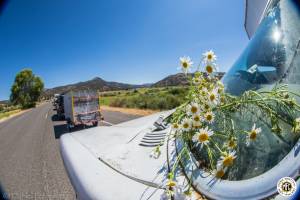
207,89,219,105
199,88,208,99
166,179,177,188
186,102,200,115
171,122,180,132
161,180,188,200
192,114,201,128
161,179,177,200
201,103,211,111
225,138,237,149
149,146,161,159
192,127,214,149
217,151,237,167
179,56,193,74
213,165,227,179
202,111,215,124
192,77,201,85
203,50,217,63
246,124,262,146
204,63,217,75
181,118,192,132
293,117,300,133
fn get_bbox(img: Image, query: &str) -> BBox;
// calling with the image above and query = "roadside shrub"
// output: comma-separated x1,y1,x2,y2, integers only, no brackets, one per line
107,87,188,110
169,88,184,95
109,98,127,107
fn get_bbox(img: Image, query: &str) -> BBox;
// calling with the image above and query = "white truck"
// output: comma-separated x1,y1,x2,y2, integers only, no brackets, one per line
63,91,103,131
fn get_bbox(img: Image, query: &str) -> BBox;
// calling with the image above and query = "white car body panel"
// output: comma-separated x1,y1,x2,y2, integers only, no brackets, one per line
60,111,173,200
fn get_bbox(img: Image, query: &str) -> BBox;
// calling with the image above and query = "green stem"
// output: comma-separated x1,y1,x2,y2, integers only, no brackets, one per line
210,140,224,154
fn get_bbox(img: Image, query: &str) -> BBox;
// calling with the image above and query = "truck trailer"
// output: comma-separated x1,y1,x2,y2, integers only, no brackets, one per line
63,91,103,131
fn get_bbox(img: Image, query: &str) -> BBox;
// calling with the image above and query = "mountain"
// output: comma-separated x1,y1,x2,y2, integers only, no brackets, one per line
42,77,146,98
152,73,189,87
42,72,225,98
0,100,9,105
152,72,225,87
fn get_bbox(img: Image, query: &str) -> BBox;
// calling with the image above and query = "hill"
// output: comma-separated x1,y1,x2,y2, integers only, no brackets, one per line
43,72,225,98
42,77,147,98
152,73,189,87
0,100,9,105
152,72,225,87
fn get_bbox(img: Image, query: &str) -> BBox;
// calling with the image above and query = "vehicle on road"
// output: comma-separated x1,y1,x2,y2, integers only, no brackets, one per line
63,91,103,131
54,94,65,120
60,0,300,199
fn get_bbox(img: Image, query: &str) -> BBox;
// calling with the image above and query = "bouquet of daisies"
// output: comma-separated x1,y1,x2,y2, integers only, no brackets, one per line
155,50,300,199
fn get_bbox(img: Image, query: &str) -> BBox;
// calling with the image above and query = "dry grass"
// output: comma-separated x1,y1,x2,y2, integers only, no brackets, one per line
0,109,28,123
0,109,21,120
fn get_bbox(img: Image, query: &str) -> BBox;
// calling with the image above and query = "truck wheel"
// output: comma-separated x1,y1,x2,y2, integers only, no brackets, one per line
93,121,98,127
67,124,72,132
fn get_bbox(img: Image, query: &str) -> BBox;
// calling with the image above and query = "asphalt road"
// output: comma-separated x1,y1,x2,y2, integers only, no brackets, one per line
0,102,141,200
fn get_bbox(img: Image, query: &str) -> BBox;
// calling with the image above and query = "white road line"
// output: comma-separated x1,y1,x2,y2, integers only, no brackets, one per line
45,113,48,119
101,120,114,126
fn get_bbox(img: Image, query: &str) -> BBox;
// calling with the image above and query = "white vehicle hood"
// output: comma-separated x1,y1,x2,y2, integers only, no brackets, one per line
60,111,173,200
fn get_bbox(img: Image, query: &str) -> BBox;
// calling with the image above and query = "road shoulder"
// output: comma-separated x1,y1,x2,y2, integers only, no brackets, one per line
0,109,30,123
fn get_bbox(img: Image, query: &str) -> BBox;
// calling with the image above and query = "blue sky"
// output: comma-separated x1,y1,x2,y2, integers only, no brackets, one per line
0,0,248,100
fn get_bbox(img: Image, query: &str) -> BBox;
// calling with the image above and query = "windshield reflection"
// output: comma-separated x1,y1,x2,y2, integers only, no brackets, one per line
223,0,300,95
215,0,300,180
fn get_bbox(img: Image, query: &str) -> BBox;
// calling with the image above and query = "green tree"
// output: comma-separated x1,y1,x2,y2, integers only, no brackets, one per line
10,69,44,108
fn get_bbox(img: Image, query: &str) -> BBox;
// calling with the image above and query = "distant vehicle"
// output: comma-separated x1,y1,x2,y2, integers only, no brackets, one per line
53,94,65,120
63,91,103,131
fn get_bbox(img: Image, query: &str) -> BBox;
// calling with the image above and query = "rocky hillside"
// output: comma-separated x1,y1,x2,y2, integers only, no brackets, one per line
152,72,225,87
43,72,225,98
42,77,147,98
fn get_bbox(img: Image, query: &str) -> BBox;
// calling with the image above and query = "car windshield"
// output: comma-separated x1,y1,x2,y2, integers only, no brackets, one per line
223,0,300,96
212,0,300,180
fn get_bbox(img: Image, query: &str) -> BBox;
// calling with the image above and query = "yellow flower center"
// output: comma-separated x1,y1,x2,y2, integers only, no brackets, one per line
167,180,176,187
223,155,234,167
210,94,216,101
183,123,189,129
182,62,188,68
250,131,257,140
215,169,225,178
206,114,212,121
194,116,200,122
228,140,236,148
198,133,209,142
204,104,210,110
173,123,179,129
206,65,213,74
207,54,212,60
191,106,198,113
